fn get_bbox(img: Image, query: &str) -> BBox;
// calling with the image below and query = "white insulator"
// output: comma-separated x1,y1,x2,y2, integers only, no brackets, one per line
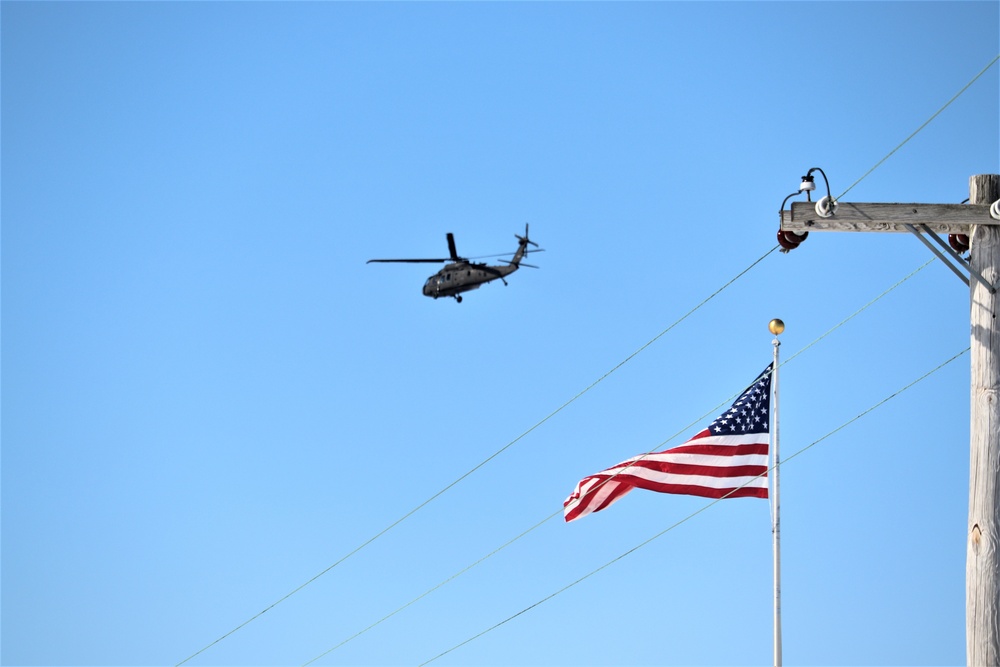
990,199,1000,220
815,195,839,218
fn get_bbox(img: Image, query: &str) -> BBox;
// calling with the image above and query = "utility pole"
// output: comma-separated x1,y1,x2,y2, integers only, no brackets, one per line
780,174,1000,665
966,174,1000,666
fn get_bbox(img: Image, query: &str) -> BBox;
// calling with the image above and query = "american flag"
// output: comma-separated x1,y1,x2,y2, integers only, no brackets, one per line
564,364,773,522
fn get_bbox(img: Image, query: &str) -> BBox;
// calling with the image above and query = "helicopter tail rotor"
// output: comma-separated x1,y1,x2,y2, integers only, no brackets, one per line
508,224,541,269
515,223,539,249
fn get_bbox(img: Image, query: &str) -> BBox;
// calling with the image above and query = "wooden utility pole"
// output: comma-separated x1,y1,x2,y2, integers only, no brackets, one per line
780,174,1000,665
966,174,1000,665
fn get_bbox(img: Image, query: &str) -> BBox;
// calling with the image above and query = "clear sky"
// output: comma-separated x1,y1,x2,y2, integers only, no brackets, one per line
3,2,998,666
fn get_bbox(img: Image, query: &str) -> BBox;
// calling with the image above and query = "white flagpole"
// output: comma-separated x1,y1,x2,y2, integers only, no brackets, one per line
769,319,784,667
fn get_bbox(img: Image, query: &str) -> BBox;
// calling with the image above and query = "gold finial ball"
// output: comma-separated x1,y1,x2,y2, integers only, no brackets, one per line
768,318,785,336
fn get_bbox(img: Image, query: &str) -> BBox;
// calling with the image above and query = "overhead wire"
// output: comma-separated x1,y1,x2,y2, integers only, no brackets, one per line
176,244,779,666
782,258,934,365
301,512,558,666
300,257,933,665
418,347,970,666
837,54,999,200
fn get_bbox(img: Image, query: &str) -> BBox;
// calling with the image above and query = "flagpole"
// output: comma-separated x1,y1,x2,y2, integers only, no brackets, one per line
768,318,784,667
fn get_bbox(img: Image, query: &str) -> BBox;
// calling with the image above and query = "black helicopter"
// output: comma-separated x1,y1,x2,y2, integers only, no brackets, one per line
367,225,541,302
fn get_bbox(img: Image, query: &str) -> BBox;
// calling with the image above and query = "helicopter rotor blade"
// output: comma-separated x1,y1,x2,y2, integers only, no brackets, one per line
367,258,449,264
463,251,527,260
447,233,460,261
498,259,540,269
369,227,540,266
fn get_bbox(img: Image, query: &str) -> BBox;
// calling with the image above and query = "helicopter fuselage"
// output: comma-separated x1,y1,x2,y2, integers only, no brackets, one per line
422,262,517,299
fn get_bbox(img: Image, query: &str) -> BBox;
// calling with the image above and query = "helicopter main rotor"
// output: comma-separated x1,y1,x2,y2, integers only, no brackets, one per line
366,230,543,265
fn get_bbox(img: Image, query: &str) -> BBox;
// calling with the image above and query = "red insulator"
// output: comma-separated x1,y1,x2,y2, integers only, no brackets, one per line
949,233,970,253
777,230,799,250
777,230,808,251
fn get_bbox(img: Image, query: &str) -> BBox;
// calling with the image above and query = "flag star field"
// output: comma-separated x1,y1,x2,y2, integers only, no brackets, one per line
710,368,771,436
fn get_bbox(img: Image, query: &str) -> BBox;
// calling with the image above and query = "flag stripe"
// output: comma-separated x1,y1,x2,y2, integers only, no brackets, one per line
621,462,768,479
637,483,768,499
575,469,768,493
563,480,630,521
667,442,769,456
570,479,629,514
601,469,768,490
608,453,768,471
671,430,767,446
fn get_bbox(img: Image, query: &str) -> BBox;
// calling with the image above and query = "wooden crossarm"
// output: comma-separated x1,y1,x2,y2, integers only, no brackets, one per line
780,201,998,234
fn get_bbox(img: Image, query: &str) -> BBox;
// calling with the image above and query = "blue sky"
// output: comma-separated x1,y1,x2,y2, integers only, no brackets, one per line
3,2,998,666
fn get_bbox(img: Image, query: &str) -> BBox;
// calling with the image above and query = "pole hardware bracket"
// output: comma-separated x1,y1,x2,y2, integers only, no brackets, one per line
903,223,997,294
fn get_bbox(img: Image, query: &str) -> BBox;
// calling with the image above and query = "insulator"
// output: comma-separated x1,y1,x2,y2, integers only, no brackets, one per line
777,230,802,251
815,195,839,218
949,233,970,253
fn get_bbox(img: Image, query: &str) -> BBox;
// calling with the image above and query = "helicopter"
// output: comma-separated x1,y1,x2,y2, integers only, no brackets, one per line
367,225,541,302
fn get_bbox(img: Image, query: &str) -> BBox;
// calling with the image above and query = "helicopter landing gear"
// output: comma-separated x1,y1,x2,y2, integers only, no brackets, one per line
455,295,463,303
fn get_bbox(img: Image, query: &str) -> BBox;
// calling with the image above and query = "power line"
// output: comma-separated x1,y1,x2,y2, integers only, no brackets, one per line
837,54,999,200
176,244,778,666
300,258,933,665
418,347,970,666
302,511,558,666
782,258,934,365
